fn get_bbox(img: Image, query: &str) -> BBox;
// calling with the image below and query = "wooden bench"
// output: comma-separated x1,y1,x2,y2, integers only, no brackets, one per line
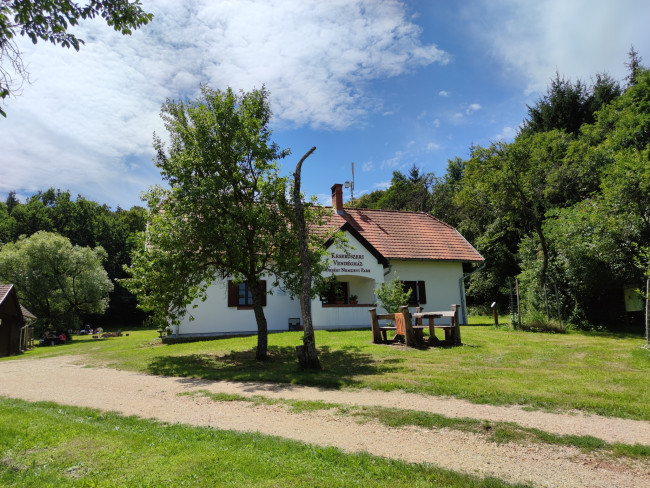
368,308,397,343
368,307,428,345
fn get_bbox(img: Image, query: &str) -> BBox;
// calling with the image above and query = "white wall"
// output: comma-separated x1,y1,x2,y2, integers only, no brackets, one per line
388,260,464,324
177,279,301,335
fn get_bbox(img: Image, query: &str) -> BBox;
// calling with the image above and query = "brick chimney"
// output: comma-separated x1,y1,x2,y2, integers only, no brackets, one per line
331,183,345,215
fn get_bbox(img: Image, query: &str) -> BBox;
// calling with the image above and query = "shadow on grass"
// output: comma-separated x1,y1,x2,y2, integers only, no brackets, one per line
146,345,403,389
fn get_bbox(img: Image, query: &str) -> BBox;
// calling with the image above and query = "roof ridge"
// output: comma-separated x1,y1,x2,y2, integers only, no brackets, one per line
340,207,436,216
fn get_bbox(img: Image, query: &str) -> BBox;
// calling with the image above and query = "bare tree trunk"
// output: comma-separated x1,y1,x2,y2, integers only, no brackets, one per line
292,147,321,370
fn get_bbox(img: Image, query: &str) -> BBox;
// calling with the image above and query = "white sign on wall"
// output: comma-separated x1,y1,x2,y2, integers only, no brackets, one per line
326,252,371,274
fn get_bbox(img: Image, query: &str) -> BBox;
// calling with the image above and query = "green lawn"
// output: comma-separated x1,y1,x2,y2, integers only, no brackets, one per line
7,320,650,420
0,397,526,488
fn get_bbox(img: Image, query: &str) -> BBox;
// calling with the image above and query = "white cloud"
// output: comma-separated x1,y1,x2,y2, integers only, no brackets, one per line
433,118,440,128
467,0,650,94
438,90,450,97
466,103,481,114
426,142,441,152
362,161,374,172
380,150,408,170
1,0,449,208
495,126,518,141
374,181,391,189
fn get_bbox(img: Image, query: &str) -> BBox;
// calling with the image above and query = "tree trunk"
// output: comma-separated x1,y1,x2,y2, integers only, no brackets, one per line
534,219,549,291
646,277,649,346
249,278,268,361
293,147,321,370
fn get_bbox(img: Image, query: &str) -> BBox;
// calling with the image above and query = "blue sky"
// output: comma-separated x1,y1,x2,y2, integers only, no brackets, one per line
2,0,649,209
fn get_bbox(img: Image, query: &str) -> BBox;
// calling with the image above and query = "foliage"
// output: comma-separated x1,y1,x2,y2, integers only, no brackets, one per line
123,86,325,361
0,0,153,116
375,274,412,313
451,62,649,328
521,72,621,136
0,231,113,329
0,189,147,324
353,165,434,212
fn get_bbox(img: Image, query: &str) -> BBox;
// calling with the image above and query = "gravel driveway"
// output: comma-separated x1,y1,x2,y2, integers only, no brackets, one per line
0,355,648,488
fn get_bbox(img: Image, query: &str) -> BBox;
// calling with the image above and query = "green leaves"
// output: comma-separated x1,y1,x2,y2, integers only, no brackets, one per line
125,86,311,355
0,231,113,329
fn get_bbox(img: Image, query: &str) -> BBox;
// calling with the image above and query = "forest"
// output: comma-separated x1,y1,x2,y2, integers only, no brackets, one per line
353,55,649,331
0,189,147,326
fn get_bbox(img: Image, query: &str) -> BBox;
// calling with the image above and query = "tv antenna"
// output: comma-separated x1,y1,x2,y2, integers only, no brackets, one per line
344,162,355,207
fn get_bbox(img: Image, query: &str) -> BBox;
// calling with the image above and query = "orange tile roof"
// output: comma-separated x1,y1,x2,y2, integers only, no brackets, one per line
320,208,483,263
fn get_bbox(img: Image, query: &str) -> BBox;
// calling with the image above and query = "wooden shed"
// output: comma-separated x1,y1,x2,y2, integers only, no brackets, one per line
0,284,34,357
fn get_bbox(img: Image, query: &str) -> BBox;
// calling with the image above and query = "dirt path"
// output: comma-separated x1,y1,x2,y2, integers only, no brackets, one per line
1,355,648,488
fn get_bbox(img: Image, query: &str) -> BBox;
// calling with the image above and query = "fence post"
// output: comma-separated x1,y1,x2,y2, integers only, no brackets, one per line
491,302,498,325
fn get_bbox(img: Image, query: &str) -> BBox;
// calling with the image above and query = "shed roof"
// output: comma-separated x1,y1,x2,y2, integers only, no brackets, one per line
0,284,13,305
320,208,483,263
20,305,36,320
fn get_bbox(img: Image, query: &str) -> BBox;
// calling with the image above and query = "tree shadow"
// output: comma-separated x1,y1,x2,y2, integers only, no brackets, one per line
145,345,404,389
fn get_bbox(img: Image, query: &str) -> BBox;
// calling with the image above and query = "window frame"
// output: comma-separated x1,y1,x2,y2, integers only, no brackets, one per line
227,280,266,309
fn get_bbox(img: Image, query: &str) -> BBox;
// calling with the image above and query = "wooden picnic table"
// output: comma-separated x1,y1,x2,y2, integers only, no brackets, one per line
412,306,461,346
369,304,461,347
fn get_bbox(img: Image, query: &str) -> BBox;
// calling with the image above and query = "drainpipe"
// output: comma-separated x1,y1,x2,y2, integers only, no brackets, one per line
459,262,486,325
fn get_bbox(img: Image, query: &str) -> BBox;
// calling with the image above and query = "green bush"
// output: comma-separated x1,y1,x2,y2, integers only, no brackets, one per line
375,274,412,313
519,309,566,333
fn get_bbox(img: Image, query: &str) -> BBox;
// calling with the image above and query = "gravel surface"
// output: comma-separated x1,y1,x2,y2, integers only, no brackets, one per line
1,355,648,488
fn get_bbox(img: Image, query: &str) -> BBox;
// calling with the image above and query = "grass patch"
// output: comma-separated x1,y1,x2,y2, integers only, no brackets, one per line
179,390,340,413
7,321,650,420
0,397,527,488
186,391,649,460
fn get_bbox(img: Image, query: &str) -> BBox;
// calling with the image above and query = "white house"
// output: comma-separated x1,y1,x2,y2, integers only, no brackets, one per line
173,184,484,337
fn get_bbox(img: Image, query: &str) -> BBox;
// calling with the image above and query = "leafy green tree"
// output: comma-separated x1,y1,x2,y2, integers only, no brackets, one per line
625,45,643,86
375,275,412,314
522,72,621,136
377,166,433,212
0,231,113,329
124,86,311,361
1,0,153,116
458,130,572,290
429,157,465,228
10,194,54,235
0,202,17,244
5,191,19,213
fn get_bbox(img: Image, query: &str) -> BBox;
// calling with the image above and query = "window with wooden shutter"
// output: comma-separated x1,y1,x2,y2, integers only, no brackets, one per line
417,281,426,304
227,280,266,308
227,280,238,307
401,280,426,305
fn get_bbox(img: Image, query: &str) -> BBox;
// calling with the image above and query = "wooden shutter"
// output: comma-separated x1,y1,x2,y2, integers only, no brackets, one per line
417,281,426,304
227,280,238,307
259,280,267,306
